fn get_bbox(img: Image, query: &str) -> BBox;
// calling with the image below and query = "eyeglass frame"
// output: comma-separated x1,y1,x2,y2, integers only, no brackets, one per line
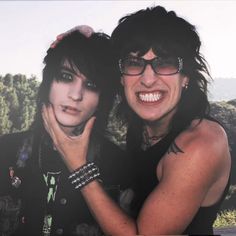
118,56,183,76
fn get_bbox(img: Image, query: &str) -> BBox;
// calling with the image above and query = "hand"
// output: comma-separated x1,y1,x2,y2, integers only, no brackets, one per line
42,104,96,172
50,33,65,48
50,25,94,48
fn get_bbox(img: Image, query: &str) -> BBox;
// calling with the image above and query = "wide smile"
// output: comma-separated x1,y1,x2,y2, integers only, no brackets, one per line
137,91,164,103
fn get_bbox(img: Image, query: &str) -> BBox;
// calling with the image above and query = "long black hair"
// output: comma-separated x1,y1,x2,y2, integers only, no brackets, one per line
111,6,211,148
31,30,119,138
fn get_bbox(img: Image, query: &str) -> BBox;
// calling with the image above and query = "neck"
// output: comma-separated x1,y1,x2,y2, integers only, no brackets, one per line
60,126,75,136
142,119,170,150
144,119,170,138
60,122,86,136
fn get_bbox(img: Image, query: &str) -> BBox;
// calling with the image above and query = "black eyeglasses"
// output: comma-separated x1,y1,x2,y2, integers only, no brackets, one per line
119,56,183,76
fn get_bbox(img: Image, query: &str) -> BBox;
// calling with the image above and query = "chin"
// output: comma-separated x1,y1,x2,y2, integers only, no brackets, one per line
143,118,159,123
56,118,81,128
136,111,159,121
60,122,81,128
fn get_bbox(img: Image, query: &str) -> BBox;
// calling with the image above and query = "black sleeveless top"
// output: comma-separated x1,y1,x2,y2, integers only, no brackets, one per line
128,121,230,235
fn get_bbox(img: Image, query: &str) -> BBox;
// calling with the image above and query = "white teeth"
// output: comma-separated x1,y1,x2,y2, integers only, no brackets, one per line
139,92,162,102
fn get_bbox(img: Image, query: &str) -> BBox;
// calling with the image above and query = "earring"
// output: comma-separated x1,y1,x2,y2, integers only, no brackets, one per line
183,83,189,89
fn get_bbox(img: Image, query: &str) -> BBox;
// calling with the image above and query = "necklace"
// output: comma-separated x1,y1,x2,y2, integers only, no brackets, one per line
142,127,168,150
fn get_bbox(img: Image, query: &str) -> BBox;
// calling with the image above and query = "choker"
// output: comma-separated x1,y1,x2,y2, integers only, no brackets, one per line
142,127,168,150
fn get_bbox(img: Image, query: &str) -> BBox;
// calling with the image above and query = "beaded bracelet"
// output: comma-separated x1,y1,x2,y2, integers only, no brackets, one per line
68,162,100,190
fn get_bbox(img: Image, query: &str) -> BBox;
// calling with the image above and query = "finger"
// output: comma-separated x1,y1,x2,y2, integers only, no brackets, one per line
42,105,51,134
50,33,66,48
46,105,68,141
50,42,57,49
42,104,54,133
42,105,57,141
82,116,96,140
69,25,94,38
56,33,65,40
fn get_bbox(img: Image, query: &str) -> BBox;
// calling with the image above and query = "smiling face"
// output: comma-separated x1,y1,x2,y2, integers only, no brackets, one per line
121,49,189,127
49,60,100,134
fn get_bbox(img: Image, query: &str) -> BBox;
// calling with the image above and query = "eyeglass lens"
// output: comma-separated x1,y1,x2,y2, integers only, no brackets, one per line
120,56,181,76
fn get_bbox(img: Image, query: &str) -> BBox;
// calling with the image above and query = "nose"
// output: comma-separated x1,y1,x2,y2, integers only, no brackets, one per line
140,64,158,88
68,79,83,101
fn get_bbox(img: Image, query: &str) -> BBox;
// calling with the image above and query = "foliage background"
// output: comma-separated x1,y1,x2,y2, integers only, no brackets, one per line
0,74,39,134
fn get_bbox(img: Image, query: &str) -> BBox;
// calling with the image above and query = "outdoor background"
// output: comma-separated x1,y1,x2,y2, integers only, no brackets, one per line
0,0,235,229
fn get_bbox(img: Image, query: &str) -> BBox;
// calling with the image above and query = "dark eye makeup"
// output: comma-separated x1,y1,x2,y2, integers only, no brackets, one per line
56,69,98,91
57,71,73,82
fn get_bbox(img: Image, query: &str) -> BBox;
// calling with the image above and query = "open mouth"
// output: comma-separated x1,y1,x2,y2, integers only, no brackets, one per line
137,91,164,102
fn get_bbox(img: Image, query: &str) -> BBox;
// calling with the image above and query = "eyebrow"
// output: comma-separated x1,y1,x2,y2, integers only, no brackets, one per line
60,66,76,75
60,65,87,81
129,52,139,56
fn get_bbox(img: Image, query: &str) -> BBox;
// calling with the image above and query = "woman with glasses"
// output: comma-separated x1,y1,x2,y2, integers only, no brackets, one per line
43,6,231,235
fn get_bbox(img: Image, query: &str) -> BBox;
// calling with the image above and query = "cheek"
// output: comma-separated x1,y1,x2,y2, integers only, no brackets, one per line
122,79,133,96
49,82,67,104
86,93,100,112
48,86,57,104
171,85,183,101
168,77,185,97
91,99,99,112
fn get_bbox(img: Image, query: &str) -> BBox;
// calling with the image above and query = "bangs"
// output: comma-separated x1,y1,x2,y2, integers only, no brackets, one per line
117,24,187,59
120,38,185,60
112,7,198,60
49,38,103,87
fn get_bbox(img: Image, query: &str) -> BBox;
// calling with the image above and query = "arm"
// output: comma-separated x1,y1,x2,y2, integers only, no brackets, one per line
137,119,231,234
42,105,137,235
43,106,231,235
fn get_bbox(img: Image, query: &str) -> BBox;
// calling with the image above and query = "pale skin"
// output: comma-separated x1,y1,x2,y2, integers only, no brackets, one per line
42,50,231,235
48,59,99,136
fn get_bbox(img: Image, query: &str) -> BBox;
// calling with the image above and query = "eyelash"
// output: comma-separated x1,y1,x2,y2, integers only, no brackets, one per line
57,72,97,91
85,80,97,90
57,72,73,82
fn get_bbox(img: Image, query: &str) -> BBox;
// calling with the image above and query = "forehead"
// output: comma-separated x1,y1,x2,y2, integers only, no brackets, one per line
129,49,176,59
58,59,91,84
60,59,86,77
128,47,176,58
130,49,157,59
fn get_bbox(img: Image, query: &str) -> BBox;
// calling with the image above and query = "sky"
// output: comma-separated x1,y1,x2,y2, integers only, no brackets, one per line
0,0,236,81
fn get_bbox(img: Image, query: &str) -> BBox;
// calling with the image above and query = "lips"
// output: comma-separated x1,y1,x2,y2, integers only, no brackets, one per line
137,91,164,103
61,105,80,114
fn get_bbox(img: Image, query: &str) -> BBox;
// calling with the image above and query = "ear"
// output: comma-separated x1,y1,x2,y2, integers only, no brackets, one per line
121,76,124,86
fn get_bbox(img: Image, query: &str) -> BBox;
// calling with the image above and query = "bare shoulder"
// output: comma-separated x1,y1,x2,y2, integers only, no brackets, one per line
173,118,229,157
190,118,228,141
160,118,231,183
156,118,231,206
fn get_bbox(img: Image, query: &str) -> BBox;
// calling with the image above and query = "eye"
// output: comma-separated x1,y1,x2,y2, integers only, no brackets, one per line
85,79,97,90
57,71,73,82
158,57,178,68
126,57,143,67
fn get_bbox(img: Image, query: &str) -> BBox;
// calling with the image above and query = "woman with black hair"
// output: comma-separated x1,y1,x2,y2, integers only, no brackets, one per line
0,27,133,236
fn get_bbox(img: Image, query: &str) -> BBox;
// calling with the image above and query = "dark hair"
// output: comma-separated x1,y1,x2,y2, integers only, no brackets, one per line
32,30,119,136
111,6,211,141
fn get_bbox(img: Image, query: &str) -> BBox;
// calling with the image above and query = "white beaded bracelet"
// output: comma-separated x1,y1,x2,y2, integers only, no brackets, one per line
68,162,100,190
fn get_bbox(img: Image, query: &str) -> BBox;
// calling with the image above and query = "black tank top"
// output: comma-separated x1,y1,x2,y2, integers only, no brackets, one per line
129,122,230,235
